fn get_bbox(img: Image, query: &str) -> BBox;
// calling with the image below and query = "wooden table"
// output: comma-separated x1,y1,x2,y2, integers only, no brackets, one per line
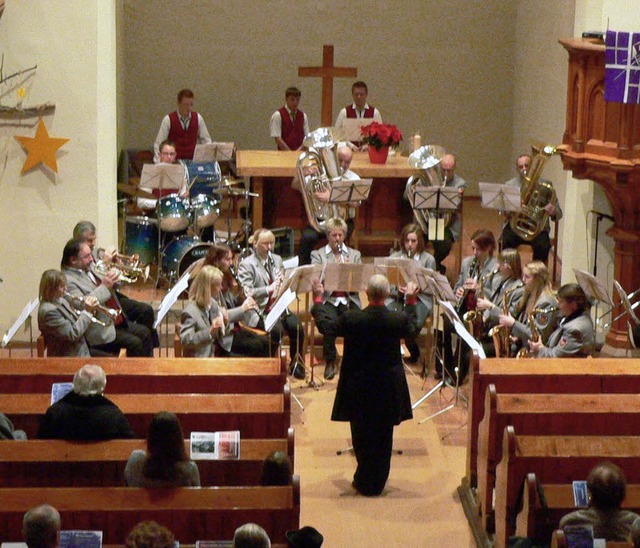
236,150,417,255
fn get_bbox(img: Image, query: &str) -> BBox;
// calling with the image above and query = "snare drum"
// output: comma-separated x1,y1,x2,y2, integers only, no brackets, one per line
124,216,158,266
162,236,212,278
191,194,220,229
157,194,189,232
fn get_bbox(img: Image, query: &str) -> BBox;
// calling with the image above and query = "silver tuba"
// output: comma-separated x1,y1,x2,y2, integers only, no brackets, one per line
296,128,350,233
406,145,450,236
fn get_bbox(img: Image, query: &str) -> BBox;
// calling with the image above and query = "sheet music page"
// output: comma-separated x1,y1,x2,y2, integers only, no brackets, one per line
140,163,185,190
2,297,39,347
264,288,296,332
323,263,373,293
154,273,190,328
572,268,613,305
340,118,373,141
193,142,235,162
433,273,456,302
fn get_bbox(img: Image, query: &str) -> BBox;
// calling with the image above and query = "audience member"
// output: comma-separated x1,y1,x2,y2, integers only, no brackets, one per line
125,411,200,487
232,523,271,548
23,504,61,548
631,517,640,548
38,364,135,440
560,461,640,541
125,520,176,548
0,410,27,440
259,450,292,486
286,526,324,548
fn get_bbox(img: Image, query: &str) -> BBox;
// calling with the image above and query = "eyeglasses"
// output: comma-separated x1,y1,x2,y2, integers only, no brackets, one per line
160,151,176,157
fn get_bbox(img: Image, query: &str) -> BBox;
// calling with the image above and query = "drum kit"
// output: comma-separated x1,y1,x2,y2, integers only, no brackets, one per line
118,172,258,285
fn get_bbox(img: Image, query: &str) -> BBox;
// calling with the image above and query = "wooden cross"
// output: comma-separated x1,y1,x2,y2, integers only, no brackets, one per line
298,45,357,126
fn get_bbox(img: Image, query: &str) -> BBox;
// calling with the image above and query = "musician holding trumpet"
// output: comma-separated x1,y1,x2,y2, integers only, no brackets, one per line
38,270,100,357
61,239,154,357
311,217,362,381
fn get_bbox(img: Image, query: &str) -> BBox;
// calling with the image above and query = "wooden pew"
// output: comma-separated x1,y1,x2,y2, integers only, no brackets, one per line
466,353,640,489
0,354,287,394
493,427,640,547
477,385,640,537
0,428,294,487
0,388,291,439
0,478,300,544
515,473,640,546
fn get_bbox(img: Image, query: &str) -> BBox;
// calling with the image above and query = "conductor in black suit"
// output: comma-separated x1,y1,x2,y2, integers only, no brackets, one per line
311,274,420,496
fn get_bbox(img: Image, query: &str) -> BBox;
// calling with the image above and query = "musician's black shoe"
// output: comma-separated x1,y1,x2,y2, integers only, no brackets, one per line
324,361,336,380
434,371,443,380
290,361,305,380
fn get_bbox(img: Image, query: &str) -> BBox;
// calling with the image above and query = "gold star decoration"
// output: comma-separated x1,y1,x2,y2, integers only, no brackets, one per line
14,118,69,174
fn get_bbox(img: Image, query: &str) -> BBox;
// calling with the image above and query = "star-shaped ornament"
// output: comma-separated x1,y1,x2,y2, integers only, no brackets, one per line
15,118,69,174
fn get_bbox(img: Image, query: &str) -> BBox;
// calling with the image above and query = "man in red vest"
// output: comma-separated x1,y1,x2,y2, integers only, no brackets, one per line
269,86,309,151
334,81,383,149
153,88,212,162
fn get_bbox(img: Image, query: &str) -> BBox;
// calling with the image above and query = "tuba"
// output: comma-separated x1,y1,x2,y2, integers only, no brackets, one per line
407,145,451,236
296,128,350,233
509,144,558,241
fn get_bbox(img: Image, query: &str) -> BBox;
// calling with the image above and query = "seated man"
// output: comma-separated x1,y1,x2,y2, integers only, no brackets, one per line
23,504,61,548
296,145,359,265
500,153,562,263
73,220,159,348
311,217,362,380
38,364,136,440
61,239,154,357
237,228,305,379
560,461,640,541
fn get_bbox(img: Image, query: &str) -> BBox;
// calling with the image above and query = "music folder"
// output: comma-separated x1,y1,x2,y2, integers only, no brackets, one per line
329,177,373,204
478,182,521,214
139,163,186,192
193,142,235,162
411,186,462,241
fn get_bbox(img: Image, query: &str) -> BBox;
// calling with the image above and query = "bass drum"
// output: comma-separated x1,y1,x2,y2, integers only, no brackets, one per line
162,236,212,278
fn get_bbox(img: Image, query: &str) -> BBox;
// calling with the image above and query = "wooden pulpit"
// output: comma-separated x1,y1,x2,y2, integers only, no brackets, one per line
559,37,640,348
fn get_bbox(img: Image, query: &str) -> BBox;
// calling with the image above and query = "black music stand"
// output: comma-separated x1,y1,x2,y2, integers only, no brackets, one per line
411,186,462,241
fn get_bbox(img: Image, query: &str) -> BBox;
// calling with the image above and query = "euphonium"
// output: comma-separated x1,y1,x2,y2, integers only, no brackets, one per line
406,145,452,236
509,144,558,241
488,285,521,358
296,128,350,233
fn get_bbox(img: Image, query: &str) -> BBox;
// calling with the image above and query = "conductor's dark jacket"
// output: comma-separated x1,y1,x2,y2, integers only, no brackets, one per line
312,303,418,425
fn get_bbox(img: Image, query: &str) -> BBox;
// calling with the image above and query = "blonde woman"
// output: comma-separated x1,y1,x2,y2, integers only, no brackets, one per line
179,265,225,357
499,260,559,350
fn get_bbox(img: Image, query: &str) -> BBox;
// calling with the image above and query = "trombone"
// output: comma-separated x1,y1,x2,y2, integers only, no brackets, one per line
64,292,119,327
596,280,640,329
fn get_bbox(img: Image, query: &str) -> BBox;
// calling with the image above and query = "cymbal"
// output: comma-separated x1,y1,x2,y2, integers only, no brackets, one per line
117,183,155,200
207,177,244,188
212,186,246,197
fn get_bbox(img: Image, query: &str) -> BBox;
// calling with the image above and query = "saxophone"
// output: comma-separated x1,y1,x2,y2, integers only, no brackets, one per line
463,270,490,339
509,144,558,241
488,284,522,358
516,305,558,358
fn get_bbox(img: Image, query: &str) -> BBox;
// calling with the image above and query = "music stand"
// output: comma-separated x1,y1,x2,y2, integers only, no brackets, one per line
139,163,187,284
411,186,462,241
193,142,235,163
573,268,615,331
478,182,521,216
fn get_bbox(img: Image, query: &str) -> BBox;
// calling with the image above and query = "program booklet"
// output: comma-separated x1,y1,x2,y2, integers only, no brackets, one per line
51,382,73,404
58,530,102,548
190,431,240,460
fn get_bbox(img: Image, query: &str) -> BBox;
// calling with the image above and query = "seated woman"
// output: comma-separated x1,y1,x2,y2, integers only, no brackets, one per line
37,269,99,357
259,450,293,486
529,283,595,358
179,265,225,357
498,260,559,356
125,411,200,487
475,248,524,357
198,244,270,357
560,461,640,541
387,223,436,364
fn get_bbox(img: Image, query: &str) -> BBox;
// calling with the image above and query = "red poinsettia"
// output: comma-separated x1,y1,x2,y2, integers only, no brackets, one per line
360,122,403,150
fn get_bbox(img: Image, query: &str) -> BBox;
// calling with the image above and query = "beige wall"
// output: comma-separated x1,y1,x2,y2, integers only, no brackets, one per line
122,0,518,194
0,0,117,341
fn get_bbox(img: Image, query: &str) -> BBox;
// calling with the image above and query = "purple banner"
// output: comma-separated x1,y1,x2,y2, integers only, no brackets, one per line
605,30,640,104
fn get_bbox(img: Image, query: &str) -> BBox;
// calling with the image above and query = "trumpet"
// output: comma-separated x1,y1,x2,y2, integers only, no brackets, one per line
63,292,119,327
93,253,150,284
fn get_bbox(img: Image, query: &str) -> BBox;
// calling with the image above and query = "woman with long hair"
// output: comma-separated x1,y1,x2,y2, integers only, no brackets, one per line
387,224,436,364
498,260,559,352
125,411,200,487
37,269,98,357
179,265,225,357
199,244,269,357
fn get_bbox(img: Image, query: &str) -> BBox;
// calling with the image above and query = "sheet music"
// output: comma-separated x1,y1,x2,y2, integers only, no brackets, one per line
439,299,486,359
154,272,190,328
340,118,374,142
283,255,299,270
2,297,38,347
140,163,185,190
264,288,296,332
322,263,374,293
479,182,521,213
283,264,324,294
193,142,235,162
330,177,373,203
573,268,613,305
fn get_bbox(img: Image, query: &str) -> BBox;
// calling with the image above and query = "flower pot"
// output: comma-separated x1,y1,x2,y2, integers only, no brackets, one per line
368,145,390,164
